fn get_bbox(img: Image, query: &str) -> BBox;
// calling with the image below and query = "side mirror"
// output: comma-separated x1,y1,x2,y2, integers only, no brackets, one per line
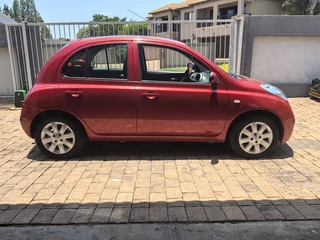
210,72,220,85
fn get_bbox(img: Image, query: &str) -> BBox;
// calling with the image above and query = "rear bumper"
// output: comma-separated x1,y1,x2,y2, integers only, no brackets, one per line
280,102,295,143
20,104,42,138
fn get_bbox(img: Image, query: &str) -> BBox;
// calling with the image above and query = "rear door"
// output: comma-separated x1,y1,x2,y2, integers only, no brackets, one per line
58,41,137,135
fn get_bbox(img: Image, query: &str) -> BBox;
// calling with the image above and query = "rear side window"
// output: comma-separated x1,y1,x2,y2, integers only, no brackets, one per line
87,44,128,79
62,49,86,78
61,44,128,80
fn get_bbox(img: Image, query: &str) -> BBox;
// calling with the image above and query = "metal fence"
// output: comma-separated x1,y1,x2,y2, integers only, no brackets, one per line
5,19,237,91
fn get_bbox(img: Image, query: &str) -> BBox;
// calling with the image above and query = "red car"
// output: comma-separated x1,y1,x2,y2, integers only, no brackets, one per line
20,36,295,159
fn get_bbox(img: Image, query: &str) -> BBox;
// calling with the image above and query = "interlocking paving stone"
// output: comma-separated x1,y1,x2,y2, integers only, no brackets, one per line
204,206,227,222
90,208,113,223
10,208,40,224
292,204,320,220
168,207,188,222
149,207,168,222
31,208,58,224
109,207,131,223
222,206,246,221
0,98,319,224
257,205,285,220
130,207,149,222
50,209,76,224
240,206,266,221
186,206,208,222
0,210,22,224
70,207,95,223
275,205,305,220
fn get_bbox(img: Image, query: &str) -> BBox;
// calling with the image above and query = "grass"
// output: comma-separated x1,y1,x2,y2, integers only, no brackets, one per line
160,63,229,73
160,67,186,72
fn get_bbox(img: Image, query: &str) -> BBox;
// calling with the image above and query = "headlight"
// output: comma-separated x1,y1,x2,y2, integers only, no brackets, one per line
260,84,288,101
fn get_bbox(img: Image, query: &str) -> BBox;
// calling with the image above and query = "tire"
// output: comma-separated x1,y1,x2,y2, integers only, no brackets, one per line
34,116,85,159
228,115,279,158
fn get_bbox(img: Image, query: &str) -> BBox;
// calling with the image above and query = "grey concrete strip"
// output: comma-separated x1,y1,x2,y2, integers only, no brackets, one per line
0,221,320,240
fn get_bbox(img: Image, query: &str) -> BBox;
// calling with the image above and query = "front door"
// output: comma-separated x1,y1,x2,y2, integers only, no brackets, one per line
58,42,136,135
134,43,228,136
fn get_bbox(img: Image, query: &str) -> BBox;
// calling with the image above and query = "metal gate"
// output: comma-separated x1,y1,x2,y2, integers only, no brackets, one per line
5,19,238,92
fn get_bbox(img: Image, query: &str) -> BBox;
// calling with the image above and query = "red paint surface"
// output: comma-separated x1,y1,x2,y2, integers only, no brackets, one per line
20,36,295,143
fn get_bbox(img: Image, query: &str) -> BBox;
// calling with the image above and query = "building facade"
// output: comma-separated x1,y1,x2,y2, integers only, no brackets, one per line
0,12,17,96
148,0,282,43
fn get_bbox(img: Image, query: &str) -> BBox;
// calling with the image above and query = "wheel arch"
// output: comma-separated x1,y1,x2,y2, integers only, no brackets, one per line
30,109,88,139
227,110,284,142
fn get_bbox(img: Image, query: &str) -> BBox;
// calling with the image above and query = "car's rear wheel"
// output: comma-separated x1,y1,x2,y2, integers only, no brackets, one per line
35,117,85,159
229,116,279,158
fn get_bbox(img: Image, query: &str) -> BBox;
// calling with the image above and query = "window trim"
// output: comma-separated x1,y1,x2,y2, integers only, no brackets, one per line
61,43,129,81
105,47,110,71
140,79,211,87
138,43,211,85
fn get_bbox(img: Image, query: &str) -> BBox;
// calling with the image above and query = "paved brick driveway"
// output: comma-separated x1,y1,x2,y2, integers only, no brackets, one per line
0,98,319,224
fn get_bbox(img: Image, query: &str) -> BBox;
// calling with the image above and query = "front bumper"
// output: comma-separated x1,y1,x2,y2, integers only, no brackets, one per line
280,102,295,143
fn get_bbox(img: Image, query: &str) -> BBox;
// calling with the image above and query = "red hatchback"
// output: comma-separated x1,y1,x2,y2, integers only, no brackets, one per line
20,36,295,159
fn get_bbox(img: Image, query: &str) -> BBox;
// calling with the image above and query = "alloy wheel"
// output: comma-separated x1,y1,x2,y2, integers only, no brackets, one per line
40,122,75,155
238,122,273,155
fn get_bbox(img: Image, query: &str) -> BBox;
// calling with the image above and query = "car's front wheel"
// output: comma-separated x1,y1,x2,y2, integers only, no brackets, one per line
34,117,85,159
229,116,279,158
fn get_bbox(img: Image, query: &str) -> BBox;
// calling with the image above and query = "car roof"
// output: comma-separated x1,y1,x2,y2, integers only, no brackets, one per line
70,35,187,47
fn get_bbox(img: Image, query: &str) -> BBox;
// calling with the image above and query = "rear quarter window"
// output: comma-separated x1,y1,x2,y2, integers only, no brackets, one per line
61,49,86,78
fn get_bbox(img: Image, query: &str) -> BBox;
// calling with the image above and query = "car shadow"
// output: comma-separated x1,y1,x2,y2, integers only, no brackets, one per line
27,141,294,164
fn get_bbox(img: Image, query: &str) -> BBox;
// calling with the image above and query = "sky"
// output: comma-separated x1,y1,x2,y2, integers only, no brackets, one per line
1,0,182,22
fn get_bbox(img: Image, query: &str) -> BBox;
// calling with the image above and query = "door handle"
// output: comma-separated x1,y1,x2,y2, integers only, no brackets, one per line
141,92,158,100
65,90,82,98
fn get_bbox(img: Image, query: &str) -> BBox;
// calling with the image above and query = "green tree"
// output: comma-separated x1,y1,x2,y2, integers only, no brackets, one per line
1,0,43,22
282,0,320,15
92,14,127,22
2,4,11,16
11,0,21,22
1,0,52,38
77,14,127,38
76,14,148,38
119,23,148,35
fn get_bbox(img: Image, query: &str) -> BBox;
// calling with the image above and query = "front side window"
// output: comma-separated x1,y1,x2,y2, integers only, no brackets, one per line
62,44,128,80
139,44,210,83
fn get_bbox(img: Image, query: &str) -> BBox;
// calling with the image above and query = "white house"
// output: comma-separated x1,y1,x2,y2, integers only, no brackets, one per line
148,0,282,42
0,12,16,96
